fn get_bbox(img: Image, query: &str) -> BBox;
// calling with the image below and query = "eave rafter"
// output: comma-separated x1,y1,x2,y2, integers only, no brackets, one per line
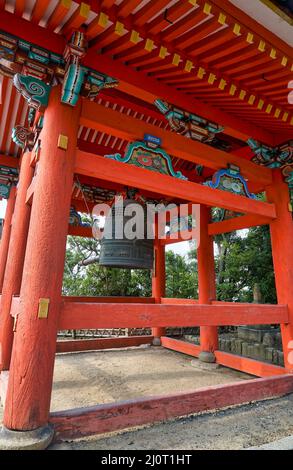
0,0,292,148
79,0,293,135
83,52,276,144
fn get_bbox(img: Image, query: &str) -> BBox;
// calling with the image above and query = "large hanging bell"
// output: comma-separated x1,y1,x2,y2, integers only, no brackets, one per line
99,198,154,270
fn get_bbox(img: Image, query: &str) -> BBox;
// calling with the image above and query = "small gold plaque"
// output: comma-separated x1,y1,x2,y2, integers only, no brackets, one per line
57,134,68,150
38,298,50,319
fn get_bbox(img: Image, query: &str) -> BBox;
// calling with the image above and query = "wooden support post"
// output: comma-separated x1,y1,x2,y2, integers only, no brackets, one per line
266,170,293,372
2,86,81,442
152,220,166,345
0,186,16,292
198,205,218,363
0,152,34,371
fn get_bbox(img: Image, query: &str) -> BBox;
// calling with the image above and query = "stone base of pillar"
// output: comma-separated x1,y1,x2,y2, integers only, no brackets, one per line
0,425,54,450
0,371,9,407
152,337,162,346
191,359,220,371
198,351,216,363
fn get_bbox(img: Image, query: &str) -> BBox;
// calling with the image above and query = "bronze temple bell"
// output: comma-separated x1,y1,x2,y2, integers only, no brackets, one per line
99,197,154,270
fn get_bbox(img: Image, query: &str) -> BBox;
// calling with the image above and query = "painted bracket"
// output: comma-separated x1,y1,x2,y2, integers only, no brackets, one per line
204,165,257,199
105,140,187,180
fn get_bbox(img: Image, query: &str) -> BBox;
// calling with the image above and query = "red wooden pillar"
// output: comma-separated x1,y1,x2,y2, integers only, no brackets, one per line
0,186,16,292
0,151,34,371
2,86,81,443
266,170,293,372
198,205,218,362
152,218,166,345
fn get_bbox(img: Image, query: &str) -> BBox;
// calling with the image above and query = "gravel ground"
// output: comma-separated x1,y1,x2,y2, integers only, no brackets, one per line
50,346,252,411
1,346,292,450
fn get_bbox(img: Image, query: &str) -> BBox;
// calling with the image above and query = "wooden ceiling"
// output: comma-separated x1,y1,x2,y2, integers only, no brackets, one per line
0,0,292,167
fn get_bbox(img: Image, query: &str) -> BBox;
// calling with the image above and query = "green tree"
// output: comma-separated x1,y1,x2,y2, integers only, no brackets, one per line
165,250,198,298
214,225,276,303
63,225,276,304
63,238,197,299
63,236,151,297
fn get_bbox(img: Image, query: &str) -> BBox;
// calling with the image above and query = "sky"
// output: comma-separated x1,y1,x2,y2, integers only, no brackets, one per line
166,240,192,257
0,199,6,218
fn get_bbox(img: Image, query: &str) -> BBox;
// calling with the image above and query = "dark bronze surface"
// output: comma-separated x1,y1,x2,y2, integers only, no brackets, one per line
99,199,154,269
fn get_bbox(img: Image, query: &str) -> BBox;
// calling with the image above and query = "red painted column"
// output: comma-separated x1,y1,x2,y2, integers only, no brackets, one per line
3,86,81,431
152,218,166,345
0,151,34,371
266,170,293,372
0,186,16,292
198,205,218,362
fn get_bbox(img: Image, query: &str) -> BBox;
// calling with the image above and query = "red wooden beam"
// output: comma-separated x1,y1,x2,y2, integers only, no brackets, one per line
161,336,201,358
161,298,198,304
46,0,73,32
68,225,93,238
61,296,155,303
99,88,168,123
160,8,208,43
215,350,287,378
60,2,91,36
212,300,267,306
58,302,289,330
100,0,116,7
133,0,171,27
0,10,65,54
14,0,25,17
70,198,96,214
208,214,271,236
161,337,287,377
77,140,124,158
30,0,50,24
80,100,273,187
0,155,19,169
56,336,154,353
118,1,142,19
50,375,293,441
75,151,276,218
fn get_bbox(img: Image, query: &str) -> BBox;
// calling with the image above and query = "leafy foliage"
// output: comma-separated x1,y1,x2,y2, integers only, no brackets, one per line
63,238,197,298
63,226,276,303
165,250,198,298
214,225,276,303
63,236,152,297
